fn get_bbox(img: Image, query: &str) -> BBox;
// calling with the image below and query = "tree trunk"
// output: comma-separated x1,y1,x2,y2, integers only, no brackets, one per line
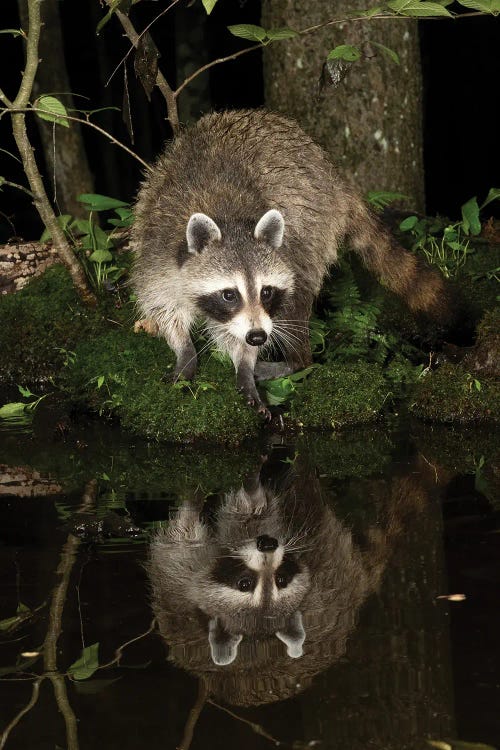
261,1,425,212
17,0,95,218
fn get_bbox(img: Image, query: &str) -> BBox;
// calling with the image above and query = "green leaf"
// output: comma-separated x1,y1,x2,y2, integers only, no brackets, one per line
366,190,409,210
89,248,113,263
265,27,298,41
263,377,296,406
68,643,100,681
461,196,481,236
361,6,384,17
96,0,132,34
201,0,218,13
387,0,453,15
0,402,28,418
40,214,73,242
227,24,267,42
327,44,362,62
0,603,31,631
18,385,35,398
77,193,129,211
479,187,500,209
457,0,500,13
370,41,400,64
399,215,419,231
70,218,92,235
34,96,69,127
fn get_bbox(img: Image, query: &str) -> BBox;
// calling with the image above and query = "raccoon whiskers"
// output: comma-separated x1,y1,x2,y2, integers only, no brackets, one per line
270,326,302,362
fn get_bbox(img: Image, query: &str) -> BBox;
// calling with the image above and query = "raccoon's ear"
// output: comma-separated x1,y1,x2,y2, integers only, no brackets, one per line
254,209,285,249
186,213,222,254
276,610,305,658
208,618,242,666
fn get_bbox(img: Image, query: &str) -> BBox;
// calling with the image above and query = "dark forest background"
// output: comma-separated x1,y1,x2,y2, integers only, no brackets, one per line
0,1,499,243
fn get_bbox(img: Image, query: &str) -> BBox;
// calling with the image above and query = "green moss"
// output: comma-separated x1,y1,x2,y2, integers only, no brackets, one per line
0,264,133,384
0,265,88,382
62,329,260,445
291,362,389,429
475,307,500,356
0,415,263,499
410,421,499,475
411,363,500,424
453,241,500,320
295,428,394,478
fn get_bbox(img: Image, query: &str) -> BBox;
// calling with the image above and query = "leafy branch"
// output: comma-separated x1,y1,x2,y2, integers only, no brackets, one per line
0,0,96,304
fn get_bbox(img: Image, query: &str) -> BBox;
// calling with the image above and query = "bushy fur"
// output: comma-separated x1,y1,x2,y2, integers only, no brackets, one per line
131,109,453,412
147,457,433,706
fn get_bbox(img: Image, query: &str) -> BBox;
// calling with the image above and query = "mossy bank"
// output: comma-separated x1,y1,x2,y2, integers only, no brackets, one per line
1,264,498,444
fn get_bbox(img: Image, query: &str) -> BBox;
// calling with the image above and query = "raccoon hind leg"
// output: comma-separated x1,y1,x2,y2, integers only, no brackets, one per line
158,311,197,381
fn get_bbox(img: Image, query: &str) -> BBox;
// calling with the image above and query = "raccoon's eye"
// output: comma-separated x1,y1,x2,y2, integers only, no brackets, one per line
221,288,237,303
237,577,254,592
261,286,274,302
275,574,289,589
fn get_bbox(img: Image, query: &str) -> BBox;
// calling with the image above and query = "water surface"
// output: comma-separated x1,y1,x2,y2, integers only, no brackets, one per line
1,409,498,750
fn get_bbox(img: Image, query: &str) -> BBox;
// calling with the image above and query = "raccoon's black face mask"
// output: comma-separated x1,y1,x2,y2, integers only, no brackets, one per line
208,610,305,666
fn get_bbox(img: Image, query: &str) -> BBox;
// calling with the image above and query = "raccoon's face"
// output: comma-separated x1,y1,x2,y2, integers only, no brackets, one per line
210,534,309,614
185,210,295,348
203,533,309,665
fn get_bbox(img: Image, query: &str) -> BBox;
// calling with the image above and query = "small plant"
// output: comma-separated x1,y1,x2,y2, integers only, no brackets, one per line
41,193,134,293
0,385,48,421
400,188,500,278
321,263,420,366
260,365,318,407
89,372,127,414
172,378,217,400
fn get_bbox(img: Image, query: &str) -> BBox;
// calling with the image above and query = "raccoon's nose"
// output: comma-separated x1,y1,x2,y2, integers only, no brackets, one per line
246,329,267,346
256,534,278,552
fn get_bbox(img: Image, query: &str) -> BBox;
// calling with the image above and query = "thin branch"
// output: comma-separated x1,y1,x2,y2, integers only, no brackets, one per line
0,677,43,749
178,679,209,750
0,179,34,197
95,618,157,671
175,43,262,99
47,674,79,750
3,106,152,172
175,9,490,97
208,700,283,746
44,480,97,672
12,0,41,110
6,0,96,304
114,9,180,135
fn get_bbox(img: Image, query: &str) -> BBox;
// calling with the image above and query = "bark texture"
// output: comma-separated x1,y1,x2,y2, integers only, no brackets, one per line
261,1,425,212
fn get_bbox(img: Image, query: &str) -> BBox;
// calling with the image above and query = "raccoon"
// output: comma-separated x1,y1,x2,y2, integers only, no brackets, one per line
147,457,434,705
131,108,453,416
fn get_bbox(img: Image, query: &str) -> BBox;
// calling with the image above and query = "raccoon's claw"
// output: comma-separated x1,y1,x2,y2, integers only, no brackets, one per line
247,398,272,422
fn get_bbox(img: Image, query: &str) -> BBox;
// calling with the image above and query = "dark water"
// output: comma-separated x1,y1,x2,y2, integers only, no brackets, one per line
0,406,498,750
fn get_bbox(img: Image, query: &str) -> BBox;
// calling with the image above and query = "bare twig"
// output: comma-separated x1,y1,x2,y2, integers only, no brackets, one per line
208,699,282,745
0,677,43,749
95,618,157,671
178,679,209,750
3,106,153,172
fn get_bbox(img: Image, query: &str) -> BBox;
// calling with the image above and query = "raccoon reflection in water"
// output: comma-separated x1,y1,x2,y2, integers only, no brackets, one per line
147,455,432,706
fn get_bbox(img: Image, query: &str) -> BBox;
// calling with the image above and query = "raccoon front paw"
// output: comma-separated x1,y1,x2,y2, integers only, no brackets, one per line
246,396,272,422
